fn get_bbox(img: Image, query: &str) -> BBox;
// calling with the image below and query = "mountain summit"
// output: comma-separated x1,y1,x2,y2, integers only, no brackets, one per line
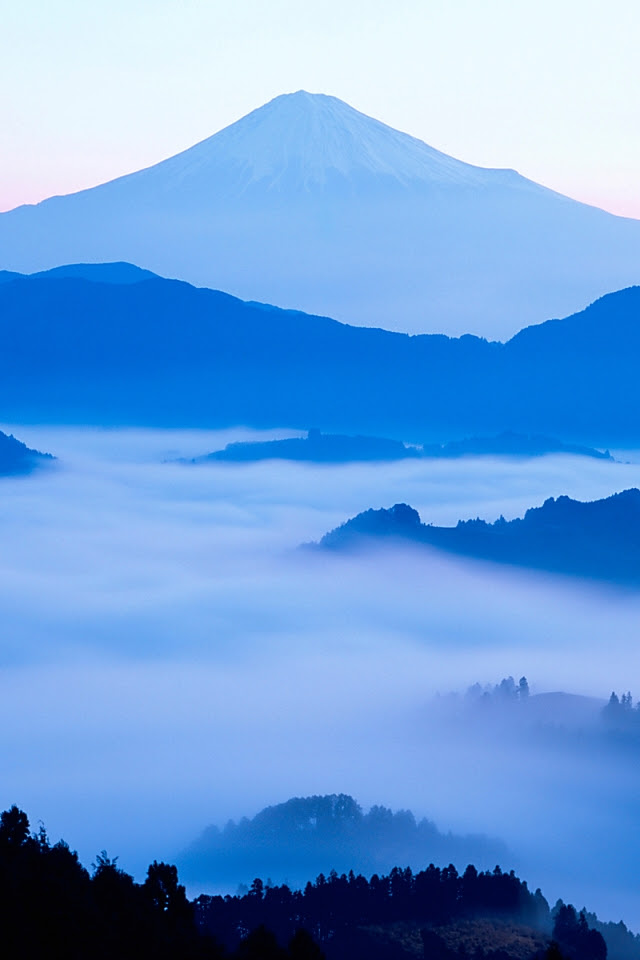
2,92,640,337
134,90,521,192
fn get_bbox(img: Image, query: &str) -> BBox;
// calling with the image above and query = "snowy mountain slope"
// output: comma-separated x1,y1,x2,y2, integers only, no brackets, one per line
2,91,640,338
117,90,527,192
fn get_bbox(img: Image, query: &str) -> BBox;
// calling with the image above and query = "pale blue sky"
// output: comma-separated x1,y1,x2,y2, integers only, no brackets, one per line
2,0,639,216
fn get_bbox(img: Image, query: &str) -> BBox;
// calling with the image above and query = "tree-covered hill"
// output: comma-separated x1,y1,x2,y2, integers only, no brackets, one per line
0,803,628,960
314,490,640,587
181,430,610,466
179,794,507,890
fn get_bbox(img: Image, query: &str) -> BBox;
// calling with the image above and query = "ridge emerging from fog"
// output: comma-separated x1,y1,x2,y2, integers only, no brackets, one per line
315,490,640,586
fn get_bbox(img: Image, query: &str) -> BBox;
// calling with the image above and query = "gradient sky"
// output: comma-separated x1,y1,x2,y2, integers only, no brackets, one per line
2,0,640,217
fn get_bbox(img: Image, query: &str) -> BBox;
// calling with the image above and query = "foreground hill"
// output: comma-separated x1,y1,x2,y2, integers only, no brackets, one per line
179,794,507,890
1,803,619,960
2,92,640,339
315,490,640,586
1,272,639,444
0,430,53,475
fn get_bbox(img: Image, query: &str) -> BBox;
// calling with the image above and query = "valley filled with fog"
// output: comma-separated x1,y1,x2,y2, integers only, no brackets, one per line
2,426,640,924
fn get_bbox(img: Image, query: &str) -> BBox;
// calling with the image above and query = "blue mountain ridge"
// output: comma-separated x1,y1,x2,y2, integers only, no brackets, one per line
313,490,640,587
0,269,638,445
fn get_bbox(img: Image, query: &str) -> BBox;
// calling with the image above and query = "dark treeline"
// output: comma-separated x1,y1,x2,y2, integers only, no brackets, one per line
583,911,640,960
195,868,614,960
196,863,550,957
0,805,214,960
0,804,614,960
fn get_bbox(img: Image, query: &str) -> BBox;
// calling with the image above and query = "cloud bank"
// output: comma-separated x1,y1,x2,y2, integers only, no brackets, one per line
1,425,640,922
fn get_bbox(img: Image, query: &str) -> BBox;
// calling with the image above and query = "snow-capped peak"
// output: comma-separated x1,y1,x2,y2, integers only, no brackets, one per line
139,90,520,191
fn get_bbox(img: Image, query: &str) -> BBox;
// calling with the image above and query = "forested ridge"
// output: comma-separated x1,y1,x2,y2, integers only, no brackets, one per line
0,804,627,960
315,491,640,587
180,793,507,891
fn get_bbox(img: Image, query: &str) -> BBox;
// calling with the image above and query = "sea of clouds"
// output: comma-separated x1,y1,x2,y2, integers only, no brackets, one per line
1,425,640,922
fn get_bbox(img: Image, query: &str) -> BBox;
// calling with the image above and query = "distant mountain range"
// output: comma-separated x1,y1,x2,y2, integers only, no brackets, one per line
0,267,638,444
2,91,640,339
314,490,640,586
0,430,53,476
184,429,612,464
179,793,507,890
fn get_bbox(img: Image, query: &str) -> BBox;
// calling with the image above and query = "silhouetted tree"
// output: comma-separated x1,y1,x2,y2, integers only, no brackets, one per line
553,902,607,960
0,805,30,849
545,943,567,960
237,925,286,960
288,928,325,960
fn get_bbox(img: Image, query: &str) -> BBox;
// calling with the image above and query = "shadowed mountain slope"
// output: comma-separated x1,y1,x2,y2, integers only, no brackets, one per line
315,490,640,586
2,91,640,338
0,272,638,444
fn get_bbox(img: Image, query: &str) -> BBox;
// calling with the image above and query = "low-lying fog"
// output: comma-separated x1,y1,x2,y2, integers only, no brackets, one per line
2,425,640,924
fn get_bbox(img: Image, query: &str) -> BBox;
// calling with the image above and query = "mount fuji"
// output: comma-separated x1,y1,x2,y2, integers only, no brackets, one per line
3,91,640,338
